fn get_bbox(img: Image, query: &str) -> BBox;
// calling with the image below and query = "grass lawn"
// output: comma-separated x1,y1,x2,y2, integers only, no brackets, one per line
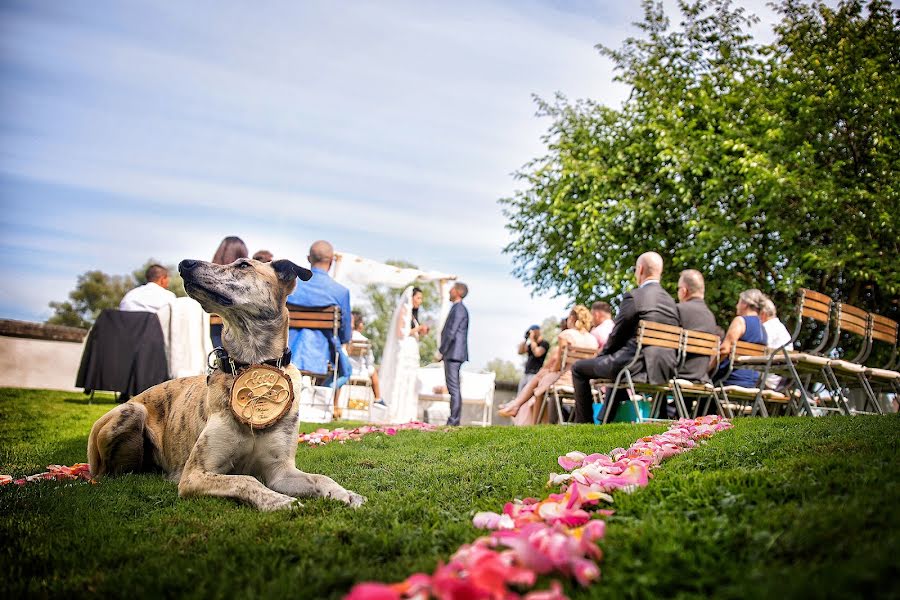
1,387,898,599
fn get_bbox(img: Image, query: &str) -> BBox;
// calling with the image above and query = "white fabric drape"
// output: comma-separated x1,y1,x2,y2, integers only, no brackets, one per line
332,252,457,337
156,297,212,379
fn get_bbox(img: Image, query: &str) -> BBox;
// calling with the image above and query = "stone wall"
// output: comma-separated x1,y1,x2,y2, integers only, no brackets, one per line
0,320,87,392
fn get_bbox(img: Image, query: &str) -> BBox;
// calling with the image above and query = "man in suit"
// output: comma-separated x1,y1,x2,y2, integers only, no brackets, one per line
437,282,469,426
572,252,680,424
675,269,719,384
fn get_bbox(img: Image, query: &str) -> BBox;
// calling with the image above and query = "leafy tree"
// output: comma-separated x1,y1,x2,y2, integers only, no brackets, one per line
501,0,899,322
485,358,522,383
47,260,186,329
356,260,441,366
48,271,135,329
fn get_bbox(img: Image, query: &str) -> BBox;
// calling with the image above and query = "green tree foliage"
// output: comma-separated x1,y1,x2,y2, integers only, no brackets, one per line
501,0,899,321
356,260,440,366
47,260,186,329
485,358,522,383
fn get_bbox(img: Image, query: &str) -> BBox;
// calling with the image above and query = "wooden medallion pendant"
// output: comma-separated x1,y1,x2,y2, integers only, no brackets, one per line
230,364,294,429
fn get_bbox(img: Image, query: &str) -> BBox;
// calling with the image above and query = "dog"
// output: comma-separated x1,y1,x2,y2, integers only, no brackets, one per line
87,257,366,511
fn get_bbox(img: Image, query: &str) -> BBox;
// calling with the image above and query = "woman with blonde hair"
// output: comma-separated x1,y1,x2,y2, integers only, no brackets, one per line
498,305,598,425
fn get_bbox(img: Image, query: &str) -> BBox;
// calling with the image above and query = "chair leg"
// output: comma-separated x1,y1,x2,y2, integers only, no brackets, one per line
554,390,566,425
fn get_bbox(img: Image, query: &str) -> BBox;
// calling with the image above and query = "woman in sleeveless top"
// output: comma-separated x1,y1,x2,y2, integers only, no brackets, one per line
714,289,768,388
498,305,598,425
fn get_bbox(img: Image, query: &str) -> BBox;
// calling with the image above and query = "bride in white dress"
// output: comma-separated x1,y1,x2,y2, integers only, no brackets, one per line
380,286,429,423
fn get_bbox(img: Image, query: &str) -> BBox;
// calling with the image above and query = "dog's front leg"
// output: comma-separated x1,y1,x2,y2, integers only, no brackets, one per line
267,465,366,508
178,417,298,511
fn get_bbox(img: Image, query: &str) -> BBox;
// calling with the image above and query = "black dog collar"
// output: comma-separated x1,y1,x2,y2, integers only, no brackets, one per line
211,347,292,376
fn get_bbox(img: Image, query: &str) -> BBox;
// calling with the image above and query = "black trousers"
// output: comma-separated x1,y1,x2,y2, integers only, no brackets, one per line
572,355,629,424
444,360,463,426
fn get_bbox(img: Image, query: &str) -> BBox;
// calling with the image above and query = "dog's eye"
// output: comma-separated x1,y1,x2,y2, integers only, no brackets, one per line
237,262,251,269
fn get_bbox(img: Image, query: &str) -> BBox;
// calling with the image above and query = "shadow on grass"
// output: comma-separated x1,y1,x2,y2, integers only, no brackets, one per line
63,395,120,406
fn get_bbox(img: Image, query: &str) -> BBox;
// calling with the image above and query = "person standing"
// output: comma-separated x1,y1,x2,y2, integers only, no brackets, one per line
380,287,429,423
517,325,549,393
589,302,614,351
571,252,680,424
437,282,469,426
119,264,176,312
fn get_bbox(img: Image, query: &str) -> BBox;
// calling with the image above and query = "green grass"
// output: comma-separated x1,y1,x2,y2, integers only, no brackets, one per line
1,388,898,599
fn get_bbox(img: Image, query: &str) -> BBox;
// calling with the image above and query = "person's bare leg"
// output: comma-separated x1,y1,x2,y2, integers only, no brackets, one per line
499,370,544,417
371,370,381,400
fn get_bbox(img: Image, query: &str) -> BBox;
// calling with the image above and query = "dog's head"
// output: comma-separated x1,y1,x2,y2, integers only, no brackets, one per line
178,258,312,321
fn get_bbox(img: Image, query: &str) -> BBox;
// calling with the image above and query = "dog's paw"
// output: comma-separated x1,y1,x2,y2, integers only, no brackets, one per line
345,491,367,508
260,492,302,512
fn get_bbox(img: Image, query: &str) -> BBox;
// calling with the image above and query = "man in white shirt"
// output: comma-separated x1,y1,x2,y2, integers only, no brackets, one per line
760,297,793,390
120,264,176,313
590,301,614,351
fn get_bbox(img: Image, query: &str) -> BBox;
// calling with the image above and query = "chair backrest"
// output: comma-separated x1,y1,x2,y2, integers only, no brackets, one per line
866,313,898,369
560,344,599,372
682,328,720,358
347,339,371,358
790,288,834,353
208,305,342,335
733,340,768,359
636,320,683,352
833,302,869,363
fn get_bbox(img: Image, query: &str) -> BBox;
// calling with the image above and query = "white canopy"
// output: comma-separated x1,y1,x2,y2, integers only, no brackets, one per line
333,252,458,333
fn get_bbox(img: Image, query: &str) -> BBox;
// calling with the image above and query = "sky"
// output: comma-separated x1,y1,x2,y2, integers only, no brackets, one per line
0,0,848,369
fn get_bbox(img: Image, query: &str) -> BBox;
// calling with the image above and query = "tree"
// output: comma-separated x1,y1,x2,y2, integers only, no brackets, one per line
47,260,186,329
356,260,441,366
485,358,522,383
501,0,899,322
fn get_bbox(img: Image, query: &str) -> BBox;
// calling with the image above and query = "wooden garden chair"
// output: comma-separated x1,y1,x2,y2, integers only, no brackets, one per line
716,340,795,417
594,321,687,424
671,329,723,418
862,313,900,400
537,344,601,424
826,303,883,415
344,339,374,412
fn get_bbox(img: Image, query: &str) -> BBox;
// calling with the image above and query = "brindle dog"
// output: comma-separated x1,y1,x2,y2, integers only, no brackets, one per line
87,258,366,511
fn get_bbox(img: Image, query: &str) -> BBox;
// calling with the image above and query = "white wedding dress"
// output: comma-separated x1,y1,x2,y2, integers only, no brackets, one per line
380,286,421,423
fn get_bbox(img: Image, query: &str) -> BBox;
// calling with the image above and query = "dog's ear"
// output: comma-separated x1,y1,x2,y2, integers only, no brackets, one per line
272,260,313,283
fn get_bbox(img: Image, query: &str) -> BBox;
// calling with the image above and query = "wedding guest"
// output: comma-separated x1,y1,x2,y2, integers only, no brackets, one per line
437,282,469,426
499,306,598,425
252,249,273,263
287,240,352,415
590,301,614,351
675,269,719,383
212,236,249,265
571,252,679,424
713,289,768,387
517,325,549,393
210,236,249,348
120,264,176,313
760,296,793,390
348,311,382,403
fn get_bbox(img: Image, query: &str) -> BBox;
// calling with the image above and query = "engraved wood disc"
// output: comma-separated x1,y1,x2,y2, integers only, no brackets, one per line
230,364,294,429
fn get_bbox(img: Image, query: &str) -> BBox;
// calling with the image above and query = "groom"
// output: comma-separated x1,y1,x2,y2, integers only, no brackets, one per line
437,282,469,426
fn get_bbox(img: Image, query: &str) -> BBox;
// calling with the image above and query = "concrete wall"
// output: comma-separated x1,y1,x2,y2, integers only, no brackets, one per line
0,335,85,392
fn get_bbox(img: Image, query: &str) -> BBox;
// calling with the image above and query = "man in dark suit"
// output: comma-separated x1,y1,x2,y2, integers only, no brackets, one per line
572,252,680,424
438,282,469,426
675,269,719,383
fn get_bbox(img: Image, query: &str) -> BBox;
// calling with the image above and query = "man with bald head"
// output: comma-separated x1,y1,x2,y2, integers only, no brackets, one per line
287,240,352,390
572,252,680,423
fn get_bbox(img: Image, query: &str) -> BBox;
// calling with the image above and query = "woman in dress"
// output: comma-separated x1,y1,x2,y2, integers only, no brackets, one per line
713,289,768,388
498,305,598,425
380,287,429,423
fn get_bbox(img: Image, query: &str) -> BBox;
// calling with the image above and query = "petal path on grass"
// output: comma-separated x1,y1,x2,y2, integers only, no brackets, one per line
345,415,734,600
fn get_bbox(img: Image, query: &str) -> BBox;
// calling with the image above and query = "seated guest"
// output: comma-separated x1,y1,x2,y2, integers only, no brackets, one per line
212,236,248,265
252,249,273,263
287,240,352,415
119,264,176,313
590,301,614,351
347,310,382,404
675,269,719,383
713,289,768,387
760,296,793,390
571,252,680,424
498,305,598,425
517,325,549,393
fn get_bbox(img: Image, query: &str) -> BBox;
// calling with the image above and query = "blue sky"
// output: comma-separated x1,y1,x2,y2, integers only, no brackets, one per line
0,0,831,368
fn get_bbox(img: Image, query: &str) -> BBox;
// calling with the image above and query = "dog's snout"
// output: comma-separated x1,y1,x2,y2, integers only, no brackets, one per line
179,259,199,275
